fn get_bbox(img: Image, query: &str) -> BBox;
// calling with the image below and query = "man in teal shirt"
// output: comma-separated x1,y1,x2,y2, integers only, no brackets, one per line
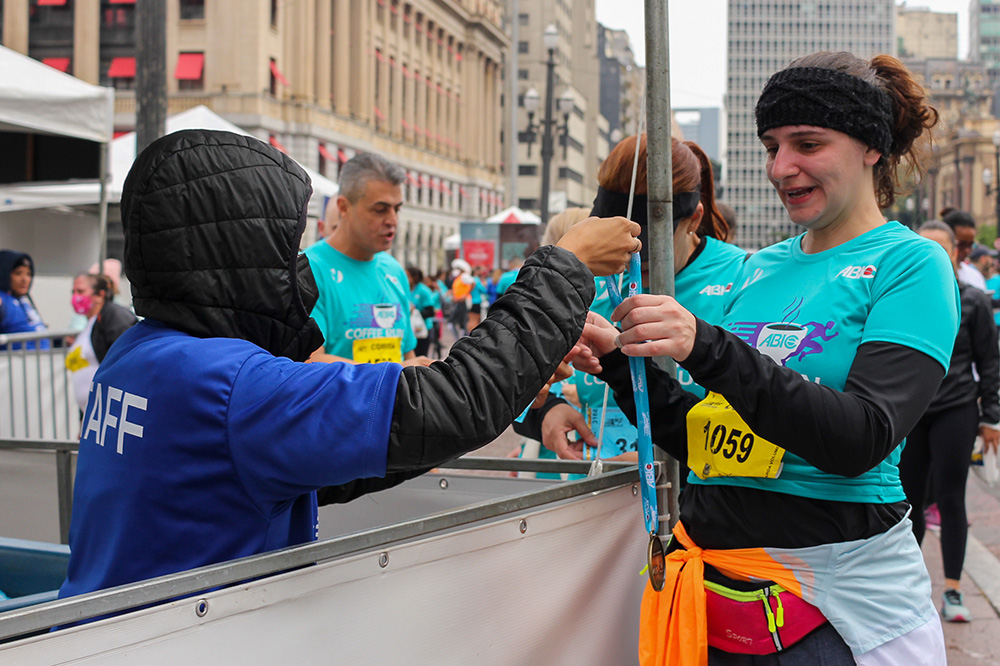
305,153,426,365
495,257,523,297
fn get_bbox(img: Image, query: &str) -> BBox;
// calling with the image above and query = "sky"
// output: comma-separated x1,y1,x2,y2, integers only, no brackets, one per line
594,0,972,109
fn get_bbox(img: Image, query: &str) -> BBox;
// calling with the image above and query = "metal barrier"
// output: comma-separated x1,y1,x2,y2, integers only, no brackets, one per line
0,330,81,442
0,459,639,642
0,439,78,546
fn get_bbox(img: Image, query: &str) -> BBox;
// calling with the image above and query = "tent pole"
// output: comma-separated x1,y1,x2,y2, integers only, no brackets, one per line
98,88,114,268
644,0,680,535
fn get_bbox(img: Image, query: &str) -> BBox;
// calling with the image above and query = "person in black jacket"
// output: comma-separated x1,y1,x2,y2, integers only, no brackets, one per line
66,273,138,412
59,129,641,602
898,220,1000,623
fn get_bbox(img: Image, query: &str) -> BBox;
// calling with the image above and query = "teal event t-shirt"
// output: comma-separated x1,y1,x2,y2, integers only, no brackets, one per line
573,237,747,457
304,242,416,363
690,221,959,503
674,236,748,398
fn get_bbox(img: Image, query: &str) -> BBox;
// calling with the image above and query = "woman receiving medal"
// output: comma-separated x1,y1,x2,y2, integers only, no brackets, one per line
574,51,957,665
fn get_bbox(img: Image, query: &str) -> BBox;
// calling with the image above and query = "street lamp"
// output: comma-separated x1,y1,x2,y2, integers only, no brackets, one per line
993,130,1000,242
557,90,574,159
538,23,559,225
523,87,540,158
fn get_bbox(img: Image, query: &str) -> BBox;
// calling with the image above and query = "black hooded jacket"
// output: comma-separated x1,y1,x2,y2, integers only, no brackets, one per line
120,130,597,501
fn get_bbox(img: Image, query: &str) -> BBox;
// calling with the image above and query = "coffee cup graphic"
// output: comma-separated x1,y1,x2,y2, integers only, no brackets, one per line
372,304,398,329
756,322,807,364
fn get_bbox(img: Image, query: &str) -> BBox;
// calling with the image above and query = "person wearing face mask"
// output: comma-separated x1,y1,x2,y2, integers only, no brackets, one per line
65,273,137,412
0,250,49,349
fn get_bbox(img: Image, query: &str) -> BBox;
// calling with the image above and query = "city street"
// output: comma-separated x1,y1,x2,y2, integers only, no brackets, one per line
940,473,1000,664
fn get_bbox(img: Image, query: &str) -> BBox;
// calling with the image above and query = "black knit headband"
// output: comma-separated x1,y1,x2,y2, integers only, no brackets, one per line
590,186,701,263
755,67,893,157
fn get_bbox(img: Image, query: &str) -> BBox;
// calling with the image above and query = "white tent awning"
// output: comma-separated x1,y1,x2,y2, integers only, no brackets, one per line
0,45,114,144
486,206,541,224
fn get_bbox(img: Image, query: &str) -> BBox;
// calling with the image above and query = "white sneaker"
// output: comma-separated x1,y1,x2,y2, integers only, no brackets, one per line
942,589,971,622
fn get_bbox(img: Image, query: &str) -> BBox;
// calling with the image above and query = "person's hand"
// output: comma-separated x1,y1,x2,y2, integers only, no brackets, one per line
612,294,698,362
402,355,434,367
980,425,1000,455
556,216,641,276
531,361,574,408
542,403,598,460
569,312,620,375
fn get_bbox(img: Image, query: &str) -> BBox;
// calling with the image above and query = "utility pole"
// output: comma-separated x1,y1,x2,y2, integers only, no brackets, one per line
136,0,167,155
507,0,519,209
644,0,680,534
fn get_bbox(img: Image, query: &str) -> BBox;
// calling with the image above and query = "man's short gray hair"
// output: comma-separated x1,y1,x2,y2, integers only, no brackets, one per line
918,219,956,246
339,153,405,203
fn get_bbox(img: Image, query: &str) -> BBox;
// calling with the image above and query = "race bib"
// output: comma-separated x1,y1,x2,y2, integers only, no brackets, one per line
65,346,90,373
587,406,637,459
686,392,784,479
352,337,402,364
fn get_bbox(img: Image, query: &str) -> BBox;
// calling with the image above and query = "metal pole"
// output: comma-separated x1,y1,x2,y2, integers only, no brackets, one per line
994,145,999,241
507,0,519,208
135,0,167,155
539,48,556,224
644,0,679,533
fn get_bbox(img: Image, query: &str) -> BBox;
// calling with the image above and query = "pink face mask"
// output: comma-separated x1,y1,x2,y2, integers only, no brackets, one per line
72,293,94,315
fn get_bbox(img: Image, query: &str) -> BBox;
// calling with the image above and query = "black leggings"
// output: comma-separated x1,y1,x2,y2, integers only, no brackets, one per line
898,400,979,580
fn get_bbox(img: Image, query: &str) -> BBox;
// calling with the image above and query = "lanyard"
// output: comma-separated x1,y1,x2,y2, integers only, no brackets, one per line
597,101,665,591
602,267,657,537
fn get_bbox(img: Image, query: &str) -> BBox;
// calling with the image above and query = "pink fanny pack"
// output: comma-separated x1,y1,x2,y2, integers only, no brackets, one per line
705,580,827,655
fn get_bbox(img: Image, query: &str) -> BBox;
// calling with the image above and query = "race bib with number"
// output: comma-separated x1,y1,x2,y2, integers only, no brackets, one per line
586,405,637,459
686,392,785,479
352,337,402,364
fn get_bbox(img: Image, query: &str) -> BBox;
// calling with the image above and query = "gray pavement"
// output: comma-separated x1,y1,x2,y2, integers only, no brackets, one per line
928,474,1000,665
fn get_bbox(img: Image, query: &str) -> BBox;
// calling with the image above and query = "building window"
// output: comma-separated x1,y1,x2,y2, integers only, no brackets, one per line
180,0,204,20
518,198,538,210
518,164,537,175
270,0,277,27
558,166,583,184
518,41,529,54
518,13,528,26
175,52,204,91
106,55,135,90
518,69,528,80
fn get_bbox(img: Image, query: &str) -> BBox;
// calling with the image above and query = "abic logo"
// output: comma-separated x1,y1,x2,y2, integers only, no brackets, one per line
836,265,876,280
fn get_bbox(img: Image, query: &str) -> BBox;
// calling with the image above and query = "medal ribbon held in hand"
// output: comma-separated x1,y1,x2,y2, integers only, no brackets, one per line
595,98,664,590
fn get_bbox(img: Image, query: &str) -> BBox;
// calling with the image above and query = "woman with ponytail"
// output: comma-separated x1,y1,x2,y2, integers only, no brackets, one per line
522,136,748,466
573,52,955,664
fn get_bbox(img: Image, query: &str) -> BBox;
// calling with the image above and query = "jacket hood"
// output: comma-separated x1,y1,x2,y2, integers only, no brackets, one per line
120,129,323,361
0,250,33,293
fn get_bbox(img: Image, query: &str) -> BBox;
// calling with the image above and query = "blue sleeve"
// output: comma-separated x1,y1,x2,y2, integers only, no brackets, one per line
227,353,402,505
862,240,960,372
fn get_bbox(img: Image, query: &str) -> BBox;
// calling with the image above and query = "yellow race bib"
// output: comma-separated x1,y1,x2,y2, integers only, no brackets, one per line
686,392,785,479
65,346,90,373
352,337,402,364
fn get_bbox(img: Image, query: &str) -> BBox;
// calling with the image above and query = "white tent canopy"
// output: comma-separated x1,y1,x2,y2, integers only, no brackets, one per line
486,206,541,224
110,106,338,213
0,105,337,217
0,45,114,143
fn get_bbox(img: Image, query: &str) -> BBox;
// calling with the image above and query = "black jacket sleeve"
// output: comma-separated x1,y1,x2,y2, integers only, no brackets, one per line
679,319,945,477
969,288,1000,424
596,350,700,461
512,392,569,440
596,321,946,477
384,245,595,471
92,302,138,363
316,468,430,505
